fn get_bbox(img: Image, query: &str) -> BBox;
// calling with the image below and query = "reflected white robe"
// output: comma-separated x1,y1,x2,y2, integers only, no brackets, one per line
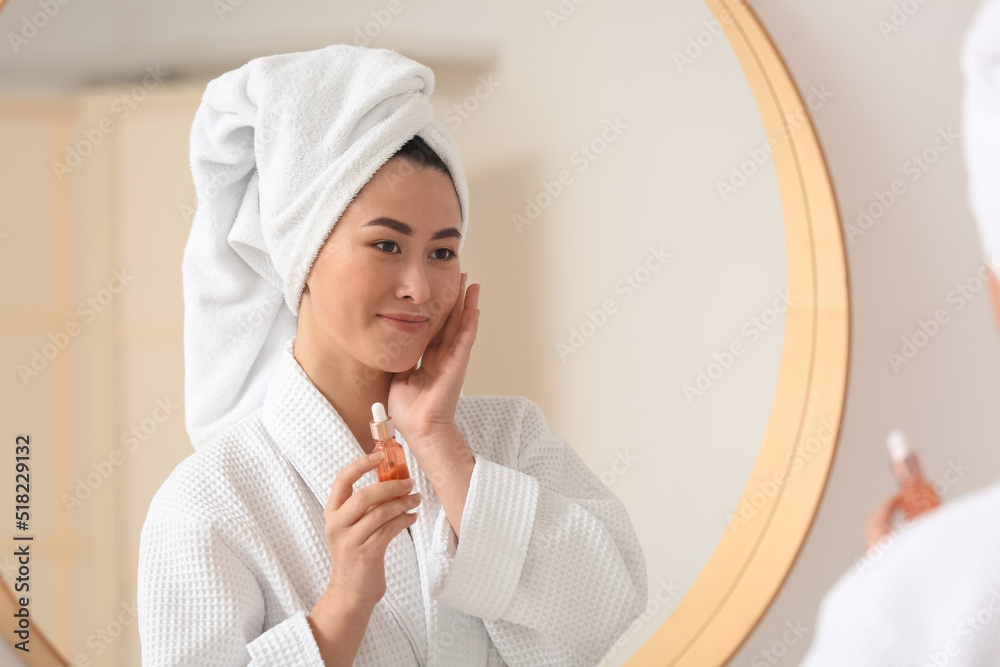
799,480,1000,665
137,336,647,666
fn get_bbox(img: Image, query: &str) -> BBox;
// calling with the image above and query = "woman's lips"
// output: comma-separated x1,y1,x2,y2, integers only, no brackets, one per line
378,315,428,333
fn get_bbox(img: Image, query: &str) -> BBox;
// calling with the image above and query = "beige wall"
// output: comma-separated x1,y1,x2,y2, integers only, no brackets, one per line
0,87,201,665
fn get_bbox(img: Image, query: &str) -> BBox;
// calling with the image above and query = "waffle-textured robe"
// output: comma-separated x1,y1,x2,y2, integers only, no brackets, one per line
137,336,647,666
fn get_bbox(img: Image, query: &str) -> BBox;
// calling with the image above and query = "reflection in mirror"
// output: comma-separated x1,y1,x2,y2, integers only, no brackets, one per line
0,0,845,665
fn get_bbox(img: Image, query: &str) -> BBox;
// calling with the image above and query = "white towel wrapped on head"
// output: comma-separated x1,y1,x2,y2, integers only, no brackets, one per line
963,0,1000,269
182,44,470,449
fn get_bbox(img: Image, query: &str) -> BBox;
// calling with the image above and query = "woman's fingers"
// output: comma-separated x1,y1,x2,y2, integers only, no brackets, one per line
355,491,422,546
369,508,421,549
450,284,480,365
420,273,465,362
438,272,468,351
327,452,385,514
421,272,467,373
341,477,416,528
865,494,902,550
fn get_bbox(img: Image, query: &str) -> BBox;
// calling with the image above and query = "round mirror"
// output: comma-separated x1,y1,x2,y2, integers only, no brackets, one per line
0,0,847,664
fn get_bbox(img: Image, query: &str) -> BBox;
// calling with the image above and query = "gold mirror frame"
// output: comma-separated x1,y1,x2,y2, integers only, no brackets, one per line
627,0,849,665
0,0,848,664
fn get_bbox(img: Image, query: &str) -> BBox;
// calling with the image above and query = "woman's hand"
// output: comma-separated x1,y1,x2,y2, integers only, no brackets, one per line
319,451,422,608
389,271,480,442
864,493,902,552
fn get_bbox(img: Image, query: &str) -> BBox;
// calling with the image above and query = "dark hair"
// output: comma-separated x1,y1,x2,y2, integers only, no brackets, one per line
390,134,453,180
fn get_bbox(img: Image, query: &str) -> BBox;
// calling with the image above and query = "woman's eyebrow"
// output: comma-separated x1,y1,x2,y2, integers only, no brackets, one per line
362,216,462,241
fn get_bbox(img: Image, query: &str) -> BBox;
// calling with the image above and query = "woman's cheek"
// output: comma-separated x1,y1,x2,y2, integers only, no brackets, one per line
427,318,446,344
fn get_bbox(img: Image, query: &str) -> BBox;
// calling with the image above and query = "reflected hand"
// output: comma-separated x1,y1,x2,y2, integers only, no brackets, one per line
864,493,902,552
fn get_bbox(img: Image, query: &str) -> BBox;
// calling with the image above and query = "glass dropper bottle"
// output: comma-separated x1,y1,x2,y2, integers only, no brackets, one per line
370,402,411,482
887,429,940,520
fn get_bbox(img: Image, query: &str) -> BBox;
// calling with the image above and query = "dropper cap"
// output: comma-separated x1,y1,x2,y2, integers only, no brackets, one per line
887,429,911,462
370,402,394,440
887,428,923,479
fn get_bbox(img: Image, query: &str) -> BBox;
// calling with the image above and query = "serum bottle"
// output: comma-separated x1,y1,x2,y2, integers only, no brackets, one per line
370,402,411,482
887,429,940,520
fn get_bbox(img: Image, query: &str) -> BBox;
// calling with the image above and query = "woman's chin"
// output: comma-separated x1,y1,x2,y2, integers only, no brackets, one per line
377,353,425,374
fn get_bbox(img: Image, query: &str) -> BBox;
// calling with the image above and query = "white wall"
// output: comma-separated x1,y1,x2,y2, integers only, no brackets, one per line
728,0,1000,663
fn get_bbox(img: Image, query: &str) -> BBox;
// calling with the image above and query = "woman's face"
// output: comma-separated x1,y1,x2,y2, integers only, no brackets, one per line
299,157,463,375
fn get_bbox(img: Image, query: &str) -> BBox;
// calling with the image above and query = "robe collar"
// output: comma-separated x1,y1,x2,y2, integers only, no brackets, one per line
259,335,490,666
261,335,389,499
260,335,432,664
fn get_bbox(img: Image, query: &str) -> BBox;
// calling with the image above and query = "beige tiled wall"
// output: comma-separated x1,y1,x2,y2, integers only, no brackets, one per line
0,85,204,666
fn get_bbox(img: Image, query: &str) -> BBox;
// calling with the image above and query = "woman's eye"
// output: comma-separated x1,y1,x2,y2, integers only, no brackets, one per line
374,241,456,261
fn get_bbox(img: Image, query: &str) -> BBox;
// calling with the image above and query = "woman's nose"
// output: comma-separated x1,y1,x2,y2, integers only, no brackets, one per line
397,260,432,303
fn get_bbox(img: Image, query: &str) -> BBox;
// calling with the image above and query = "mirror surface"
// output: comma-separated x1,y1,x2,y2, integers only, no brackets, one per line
533,2,788,662
0,0,788,664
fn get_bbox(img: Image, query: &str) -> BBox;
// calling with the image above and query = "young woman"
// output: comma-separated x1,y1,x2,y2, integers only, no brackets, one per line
137,45,647,667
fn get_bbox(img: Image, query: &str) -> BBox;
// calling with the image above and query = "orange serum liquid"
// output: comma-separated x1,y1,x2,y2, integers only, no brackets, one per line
887,429,940,520
370,402,410,482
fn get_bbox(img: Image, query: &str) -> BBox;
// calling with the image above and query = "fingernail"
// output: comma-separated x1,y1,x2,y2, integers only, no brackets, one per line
370,451,385,460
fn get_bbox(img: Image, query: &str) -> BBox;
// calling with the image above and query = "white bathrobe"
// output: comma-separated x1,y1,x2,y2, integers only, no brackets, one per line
798,479,1000,665
137,336,648,666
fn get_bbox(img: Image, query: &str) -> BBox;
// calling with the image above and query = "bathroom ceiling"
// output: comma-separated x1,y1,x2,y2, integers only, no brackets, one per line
0,0,499,93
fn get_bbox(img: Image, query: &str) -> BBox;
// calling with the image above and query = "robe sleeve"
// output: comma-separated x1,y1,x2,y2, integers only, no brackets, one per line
426,396,648,666
137,507,326,666
796,570,920,667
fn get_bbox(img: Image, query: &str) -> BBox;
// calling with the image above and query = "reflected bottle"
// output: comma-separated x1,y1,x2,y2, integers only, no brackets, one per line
370,402,410,482
887,429,940,520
